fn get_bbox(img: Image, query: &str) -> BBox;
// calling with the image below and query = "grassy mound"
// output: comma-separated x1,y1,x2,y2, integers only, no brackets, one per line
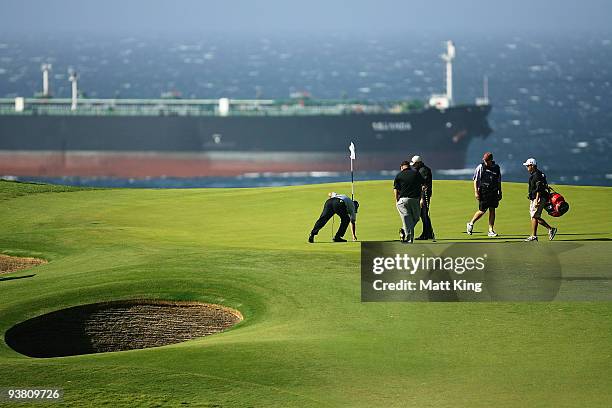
0,179,611,406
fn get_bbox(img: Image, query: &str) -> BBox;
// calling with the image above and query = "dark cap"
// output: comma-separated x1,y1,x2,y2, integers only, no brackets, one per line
483,152,493,161
400,160,411,167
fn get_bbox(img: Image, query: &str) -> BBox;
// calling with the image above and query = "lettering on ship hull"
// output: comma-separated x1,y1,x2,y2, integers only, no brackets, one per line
371,122,412,132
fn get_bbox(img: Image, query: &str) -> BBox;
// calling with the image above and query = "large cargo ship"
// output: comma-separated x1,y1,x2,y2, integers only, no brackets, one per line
0,41,492,178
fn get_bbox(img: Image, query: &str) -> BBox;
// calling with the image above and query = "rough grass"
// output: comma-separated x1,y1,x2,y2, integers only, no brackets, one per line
0,179,91,201
0,179,611,407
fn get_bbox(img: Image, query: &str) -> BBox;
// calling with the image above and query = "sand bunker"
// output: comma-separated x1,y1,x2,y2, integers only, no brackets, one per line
5,300,243,358
0,254,47,274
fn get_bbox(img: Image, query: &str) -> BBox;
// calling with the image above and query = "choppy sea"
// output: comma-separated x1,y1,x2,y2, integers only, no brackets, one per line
1,31,611,187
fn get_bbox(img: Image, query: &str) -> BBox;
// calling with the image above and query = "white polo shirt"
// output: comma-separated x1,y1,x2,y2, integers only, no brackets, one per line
330,192,357,221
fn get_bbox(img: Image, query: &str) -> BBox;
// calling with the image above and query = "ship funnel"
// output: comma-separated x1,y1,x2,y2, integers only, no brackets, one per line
41,63,52,98
69,69,78,111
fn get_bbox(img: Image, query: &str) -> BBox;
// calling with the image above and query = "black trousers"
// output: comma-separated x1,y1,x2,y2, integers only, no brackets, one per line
311,198,350,239
419,199,434,239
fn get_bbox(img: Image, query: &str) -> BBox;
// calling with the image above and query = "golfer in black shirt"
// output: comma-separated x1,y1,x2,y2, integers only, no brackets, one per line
410,155,434,240
394,161,425,243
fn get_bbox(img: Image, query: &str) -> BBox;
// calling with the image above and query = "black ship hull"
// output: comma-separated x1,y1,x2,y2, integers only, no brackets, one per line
0,105,491,177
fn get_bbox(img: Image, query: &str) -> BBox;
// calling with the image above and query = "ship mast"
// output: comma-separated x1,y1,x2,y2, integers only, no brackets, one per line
428,41,456,109
69,69,78,111
41,63,52,98
442,41,455,105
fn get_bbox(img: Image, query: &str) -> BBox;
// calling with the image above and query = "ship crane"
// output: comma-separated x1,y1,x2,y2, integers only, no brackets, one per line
476,75,490,106
69,69,78,111
41,63,52,98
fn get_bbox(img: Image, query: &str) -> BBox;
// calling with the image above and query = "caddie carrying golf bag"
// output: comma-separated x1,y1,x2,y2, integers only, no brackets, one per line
544,188,570,217
478,162,501,201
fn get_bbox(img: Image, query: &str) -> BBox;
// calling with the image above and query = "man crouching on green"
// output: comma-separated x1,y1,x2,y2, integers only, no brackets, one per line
309,192,358,243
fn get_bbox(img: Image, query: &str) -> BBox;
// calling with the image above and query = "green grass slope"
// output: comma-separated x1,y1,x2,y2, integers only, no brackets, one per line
0,179,611,407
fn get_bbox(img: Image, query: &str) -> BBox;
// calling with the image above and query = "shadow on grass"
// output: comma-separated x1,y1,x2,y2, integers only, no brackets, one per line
363,237,612,243
0,274,36,282
561,237,612,241
309,242,361,244
556,232,611,236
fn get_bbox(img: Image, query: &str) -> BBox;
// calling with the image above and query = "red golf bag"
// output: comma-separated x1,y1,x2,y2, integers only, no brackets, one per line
544,188,570,217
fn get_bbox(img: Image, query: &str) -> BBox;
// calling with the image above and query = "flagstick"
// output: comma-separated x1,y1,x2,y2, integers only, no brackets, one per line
350,157,354,201
349,142,356,201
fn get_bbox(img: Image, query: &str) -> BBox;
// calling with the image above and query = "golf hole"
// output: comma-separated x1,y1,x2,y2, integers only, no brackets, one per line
5,300,243,358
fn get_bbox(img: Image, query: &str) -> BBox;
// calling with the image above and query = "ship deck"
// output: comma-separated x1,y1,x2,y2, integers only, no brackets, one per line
0,97,424,117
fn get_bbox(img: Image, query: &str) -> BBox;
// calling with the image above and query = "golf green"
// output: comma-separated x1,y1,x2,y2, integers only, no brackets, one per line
1,179,611,407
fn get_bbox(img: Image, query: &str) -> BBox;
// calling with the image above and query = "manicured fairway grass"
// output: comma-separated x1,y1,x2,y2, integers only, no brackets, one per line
1,179,611,407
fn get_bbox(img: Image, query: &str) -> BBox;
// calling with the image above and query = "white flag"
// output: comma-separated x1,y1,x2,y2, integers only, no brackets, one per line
349,142,356,160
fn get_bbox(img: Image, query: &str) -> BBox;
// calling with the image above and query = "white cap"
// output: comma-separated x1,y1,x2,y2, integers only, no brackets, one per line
410,155,422,166
523,158,537,166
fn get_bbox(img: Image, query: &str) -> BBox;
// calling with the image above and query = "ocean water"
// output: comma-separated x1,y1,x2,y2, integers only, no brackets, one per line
1,31,611,187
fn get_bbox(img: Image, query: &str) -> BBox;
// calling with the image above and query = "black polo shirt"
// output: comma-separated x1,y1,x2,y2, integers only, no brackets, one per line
528,168,548,200
417,164,433,197
394,168,424,199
